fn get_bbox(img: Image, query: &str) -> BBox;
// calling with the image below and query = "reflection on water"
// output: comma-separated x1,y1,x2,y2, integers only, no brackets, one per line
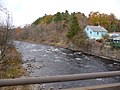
14,41,120,90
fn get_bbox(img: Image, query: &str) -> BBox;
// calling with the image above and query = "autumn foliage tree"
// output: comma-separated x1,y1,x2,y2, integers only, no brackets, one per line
88,12,120,32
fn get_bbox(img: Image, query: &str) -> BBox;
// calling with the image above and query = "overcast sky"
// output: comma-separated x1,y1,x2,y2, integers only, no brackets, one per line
2,0,120,26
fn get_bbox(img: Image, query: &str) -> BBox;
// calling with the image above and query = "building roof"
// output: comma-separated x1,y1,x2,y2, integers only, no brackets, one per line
108,32,120,37
113,36,120,40
89,25,108,32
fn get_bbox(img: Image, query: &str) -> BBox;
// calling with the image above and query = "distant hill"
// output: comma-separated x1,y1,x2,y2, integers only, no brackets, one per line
32,11,87,27
32,11,120,32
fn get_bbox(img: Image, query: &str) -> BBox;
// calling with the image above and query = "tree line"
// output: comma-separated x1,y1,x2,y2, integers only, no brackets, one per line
32,11,120,32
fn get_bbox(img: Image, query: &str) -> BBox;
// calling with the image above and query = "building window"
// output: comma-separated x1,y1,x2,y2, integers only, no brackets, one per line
90,31,92,34
97,32,99,35
87,27,89,31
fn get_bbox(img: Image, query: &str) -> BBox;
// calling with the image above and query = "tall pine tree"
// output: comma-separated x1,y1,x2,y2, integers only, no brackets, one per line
66,14,80,39
54,12,62,22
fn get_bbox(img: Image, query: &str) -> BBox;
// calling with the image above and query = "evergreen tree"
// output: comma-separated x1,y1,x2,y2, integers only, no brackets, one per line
108,22,117,32
54,12,62,22
63,10,69,22
32,17,41,25
66,14,80,39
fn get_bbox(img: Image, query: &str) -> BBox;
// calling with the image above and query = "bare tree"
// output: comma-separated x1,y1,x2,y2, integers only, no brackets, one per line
0,1,12,61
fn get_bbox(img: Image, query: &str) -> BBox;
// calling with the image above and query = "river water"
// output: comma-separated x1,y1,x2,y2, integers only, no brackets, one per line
14,41,120,90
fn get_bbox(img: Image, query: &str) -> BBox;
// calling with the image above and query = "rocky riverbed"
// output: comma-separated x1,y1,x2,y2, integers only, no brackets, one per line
14,41,120,90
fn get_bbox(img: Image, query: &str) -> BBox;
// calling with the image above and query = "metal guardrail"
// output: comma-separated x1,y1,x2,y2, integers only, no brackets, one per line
0,71,120,87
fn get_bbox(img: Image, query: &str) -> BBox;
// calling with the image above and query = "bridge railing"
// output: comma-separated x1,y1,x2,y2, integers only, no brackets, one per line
0,71,120,87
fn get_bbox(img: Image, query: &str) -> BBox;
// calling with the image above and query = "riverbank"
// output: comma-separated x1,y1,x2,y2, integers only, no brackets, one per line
0,46,31,90
67,41,120,61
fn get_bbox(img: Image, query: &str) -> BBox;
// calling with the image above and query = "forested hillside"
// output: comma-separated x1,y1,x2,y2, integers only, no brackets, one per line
13,11,120,47
32,11,120,32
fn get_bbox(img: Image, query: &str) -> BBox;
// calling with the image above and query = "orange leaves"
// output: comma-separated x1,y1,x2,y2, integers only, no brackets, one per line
15,27,23,37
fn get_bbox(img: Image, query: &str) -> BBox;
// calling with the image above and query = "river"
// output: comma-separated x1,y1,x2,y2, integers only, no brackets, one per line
14,41,120,90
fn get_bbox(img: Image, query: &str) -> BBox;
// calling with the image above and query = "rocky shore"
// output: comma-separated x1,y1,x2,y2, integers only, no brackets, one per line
67,41,120,62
